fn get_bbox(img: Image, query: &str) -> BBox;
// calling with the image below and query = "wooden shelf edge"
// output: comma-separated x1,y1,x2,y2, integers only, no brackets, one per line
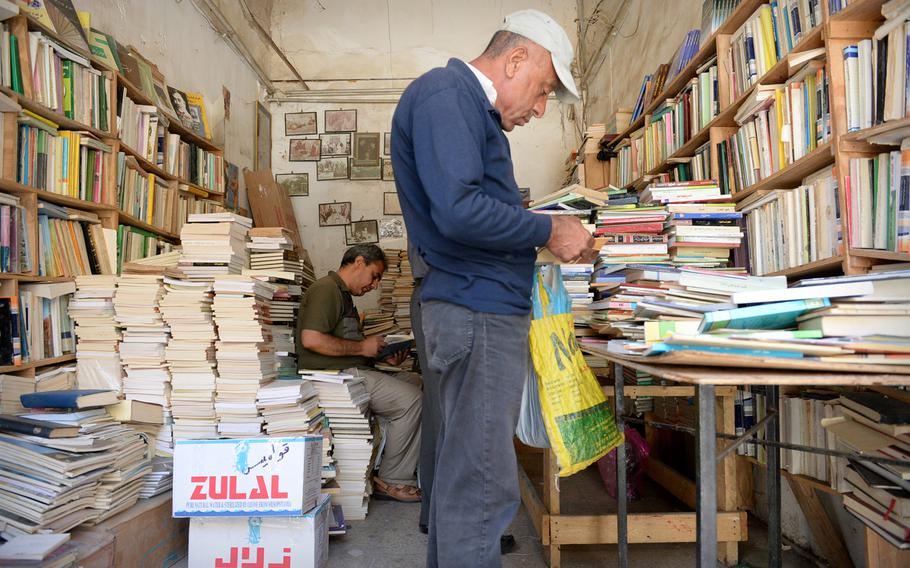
167,120,222,153
0,353,76,374
118,141,175,181
841,115,910,145
118,211,178,241
12,90,112,139
766,255,845,278
848,248,910,262
0,178,115,212
828,0,886,23
739,455,840,495
731,143,834,203
0,274,73,282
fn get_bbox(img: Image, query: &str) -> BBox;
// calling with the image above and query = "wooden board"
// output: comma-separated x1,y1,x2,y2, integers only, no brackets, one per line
584,346,910,376
548,511,747,545
243,169,308,262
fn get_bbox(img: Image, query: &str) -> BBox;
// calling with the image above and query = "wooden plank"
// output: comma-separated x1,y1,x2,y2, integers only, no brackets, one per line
543,448,560,565
735,455,755,509
517,465,549,545
865,526,910,568
549,511,747,545
767,255,846,279
602,385,738,398
786,472,854,568
718,394,739,564
644,458,695,509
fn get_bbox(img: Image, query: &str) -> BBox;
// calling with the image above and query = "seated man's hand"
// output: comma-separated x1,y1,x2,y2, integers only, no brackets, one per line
360,335,385,358
384,350,409,367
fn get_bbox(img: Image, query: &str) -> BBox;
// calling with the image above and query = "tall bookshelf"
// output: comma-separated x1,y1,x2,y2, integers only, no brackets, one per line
601,0,909,279
0,10,225,376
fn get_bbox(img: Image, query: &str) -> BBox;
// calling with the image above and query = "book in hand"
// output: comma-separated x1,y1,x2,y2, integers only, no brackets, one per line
19,389,119,410
0,414,79,438
376,338,415,361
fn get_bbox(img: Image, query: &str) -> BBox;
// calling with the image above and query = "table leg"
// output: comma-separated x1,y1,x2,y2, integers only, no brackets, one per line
696,384,717,568
766,385,782,568
614,363,627,568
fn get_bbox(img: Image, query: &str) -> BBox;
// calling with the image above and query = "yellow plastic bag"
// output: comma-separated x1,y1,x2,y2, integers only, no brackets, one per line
529,265,624,476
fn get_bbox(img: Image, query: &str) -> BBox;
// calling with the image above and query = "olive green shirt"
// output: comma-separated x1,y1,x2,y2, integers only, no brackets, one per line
296,271,369,371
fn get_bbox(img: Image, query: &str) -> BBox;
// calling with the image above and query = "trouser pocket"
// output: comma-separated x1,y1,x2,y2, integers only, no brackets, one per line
422,301,474,372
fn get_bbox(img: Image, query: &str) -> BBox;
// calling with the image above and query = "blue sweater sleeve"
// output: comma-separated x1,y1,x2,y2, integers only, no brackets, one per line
410,88,552,250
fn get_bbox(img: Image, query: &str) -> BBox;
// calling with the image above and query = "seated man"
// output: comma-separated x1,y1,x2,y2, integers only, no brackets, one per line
296,244,422,502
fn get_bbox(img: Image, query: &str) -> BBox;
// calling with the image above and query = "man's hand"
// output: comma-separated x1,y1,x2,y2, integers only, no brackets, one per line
384,350,409,367
360,335,385,358
545,216,597,263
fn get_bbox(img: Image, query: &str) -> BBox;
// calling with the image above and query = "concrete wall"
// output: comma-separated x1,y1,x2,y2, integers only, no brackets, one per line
73,0,264,210
267,0,582,309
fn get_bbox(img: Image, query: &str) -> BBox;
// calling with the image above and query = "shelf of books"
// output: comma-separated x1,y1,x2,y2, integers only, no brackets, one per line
602,0,910,279
0,4,228,375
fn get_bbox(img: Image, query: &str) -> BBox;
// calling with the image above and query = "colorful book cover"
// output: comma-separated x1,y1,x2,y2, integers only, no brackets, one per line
698,298,831,333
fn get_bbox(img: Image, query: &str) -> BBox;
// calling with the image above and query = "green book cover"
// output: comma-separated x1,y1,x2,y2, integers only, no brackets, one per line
61,60,74,120
9,33,21,95
116,224,124,273
698,298,831,333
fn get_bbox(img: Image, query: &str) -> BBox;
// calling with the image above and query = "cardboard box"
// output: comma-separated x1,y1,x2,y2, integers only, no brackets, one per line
189,494,331,568
174,437,322,517
583,153,608,189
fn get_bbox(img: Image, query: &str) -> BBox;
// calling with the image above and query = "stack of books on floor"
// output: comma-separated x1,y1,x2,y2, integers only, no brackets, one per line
137,456,173,499
393,250,415,335
823,391,910,549
113,274,172,440
362,310,396,336
0,374,33,414
376,249,403,334
160,276,219,440
69,276,121,394
300,370,373,520
212,276,277,437
244,228,302,379
624,366,655,414
257,379,324,436
178,212,252,280
107,398,170,458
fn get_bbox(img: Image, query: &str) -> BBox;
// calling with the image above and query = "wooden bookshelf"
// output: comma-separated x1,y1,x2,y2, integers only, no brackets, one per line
740,455,839,496
849,249,910,262
118,211,179,242
767,255,845,278
731,143,835,204
828,0,886,23
117,140,175,181
0,354,76,375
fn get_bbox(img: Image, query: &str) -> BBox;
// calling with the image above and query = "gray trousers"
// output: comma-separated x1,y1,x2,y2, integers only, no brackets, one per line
413,280,441,528
421,300,530,568
344,367,422,486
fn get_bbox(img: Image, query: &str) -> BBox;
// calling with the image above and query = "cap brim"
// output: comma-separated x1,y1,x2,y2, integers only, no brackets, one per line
551,53,580,104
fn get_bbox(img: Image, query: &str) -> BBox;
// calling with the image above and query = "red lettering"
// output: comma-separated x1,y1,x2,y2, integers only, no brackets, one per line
248,475,269,500
270,475,288,499
209,475,228,499
228,476,247,500
214,546,238,568
190,476,207,500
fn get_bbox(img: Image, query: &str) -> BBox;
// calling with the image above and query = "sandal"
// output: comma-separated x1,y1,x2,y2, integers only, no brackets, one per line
373,477,422,503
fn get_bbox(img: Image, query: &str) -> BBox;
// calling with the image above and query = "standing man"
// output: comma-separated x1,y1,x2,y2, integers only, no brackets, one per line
392,9,595,568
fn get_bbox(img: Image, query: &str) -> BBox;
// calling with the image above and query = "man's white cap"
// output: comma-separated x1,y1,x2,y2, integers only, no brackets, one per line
498,9,580,104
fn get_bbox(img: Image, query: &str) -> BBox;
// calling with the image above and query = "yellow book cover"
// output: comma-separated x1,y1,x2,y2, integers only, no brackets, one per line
146,174,156,224
758,6,777,72
16,0,55,32
69,131,80,198
183,91,211,139
57,132,69,194
804,75,817,151
22,110,59,130
773,88,786,170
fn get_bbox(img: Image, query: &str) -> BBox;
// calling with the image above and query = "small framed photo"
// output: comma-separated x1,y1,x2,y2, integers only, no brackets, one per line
285,112,317,135
353,132,381,166
384,132,392,155
381,158,395,181
345,220,379,245
276,173,309,196
317,157,349,180
289,138,320,161
325,109,357,132
379,217,404,240
319,202,352,227
320,133,351,156
350,159,382,180
383,191,402,215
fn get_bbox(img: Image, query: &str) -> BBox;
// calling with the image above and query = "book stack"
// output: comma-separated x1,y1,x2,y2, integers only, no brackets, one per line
118,94,166,164
244,228,303,379
0,373,33,413
165,135,225,193
69,276,120,393
740,166,843,274
0,193,32,274
176,193,224,235
624,366,654,414
113,274,172,440
841,3,910,133
138,456,174,499
178,212,252,280
257,379,324,436
641,181,742,268
823,391,910,549
301,371,373,520
17,281,73,365
108,399,171,458
718,62,831,195
212,275,277,437
17,113,112,204
376,249,402,335
393,250,414,334
0,533,77,566
160,276,219,440
35,365,77,393
87,419,152,521
847,146,910,255
561,264,595,334
116,154,178,233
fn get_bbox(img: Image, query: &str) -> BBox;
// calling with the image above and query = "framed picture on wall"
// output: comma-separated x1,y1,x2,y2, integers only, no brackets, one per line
276,173,309,196
381,158,394,181
320,133,351,156
285,112,317,135
384,132,391,155
289,138,321,161
345,220,380,245
353,132,381,166
350,159,381,180
325,109,357,132
318,202,352,227
383,192,402,215
254,101,271,171
317,157,349,180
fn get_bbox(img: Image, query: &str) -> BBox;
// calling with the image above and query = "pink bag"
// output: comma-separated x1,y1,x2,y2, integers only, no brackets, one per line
597,427,650,500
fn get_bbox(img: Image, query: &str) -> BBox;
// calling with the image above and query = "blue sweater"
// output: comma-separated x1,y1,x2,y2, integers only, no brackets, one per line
391,59,552,315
